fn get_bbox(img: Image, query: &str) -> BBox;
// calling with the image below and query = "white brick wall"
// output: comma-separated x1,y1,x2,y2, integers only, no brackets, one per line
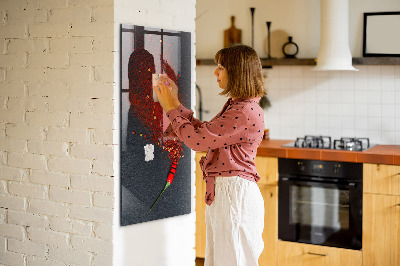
0,0,114,265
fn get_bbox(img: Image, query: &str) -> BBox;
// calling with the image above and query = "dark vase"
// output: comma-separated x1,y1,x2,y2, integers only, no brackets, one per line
282,36,299,58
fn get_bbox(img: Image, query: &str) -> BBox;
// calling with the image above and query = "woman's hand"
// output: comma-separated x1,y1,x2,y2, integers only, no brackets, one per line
160,76,180,109
154,77,175,113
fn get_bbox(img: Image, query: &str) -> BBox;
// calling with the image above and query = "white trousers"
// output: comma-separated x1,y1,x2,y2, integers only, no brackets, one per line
205,176,264,266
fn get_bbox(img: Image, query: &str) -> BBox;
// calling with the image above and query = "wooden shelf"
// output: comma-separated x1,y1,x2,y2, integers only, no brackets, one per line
352,57,400,65
196,57,400,67
260,58,316,66
196,58,316,68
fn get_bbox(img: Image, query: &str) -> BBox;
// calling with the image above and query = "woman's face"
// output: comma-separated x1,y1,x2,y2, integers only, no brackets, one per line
214,64,228,89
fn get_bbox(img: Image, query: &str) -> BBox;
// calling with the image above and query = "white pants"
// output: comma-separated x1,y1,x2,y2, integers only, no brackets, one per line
205,176,264,266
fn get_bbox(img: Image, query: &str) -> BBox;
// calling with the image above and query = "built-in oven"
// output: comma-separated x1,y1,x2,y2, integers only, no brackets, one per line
278,158,363,250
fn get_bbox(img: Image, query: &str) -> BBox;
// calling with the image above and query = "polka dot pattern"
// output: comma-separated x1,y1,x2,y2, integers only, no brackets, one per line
164,97,265,205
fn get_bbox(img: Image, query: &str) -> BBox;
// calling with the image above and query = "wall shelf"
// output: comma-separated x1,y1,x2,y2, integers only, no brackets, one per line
196,57,400,67
352,57,400,65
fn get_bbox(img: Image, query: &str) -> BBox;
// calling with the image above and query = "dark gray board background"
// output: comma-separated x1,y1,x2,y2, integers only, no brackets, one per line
120,25,192,226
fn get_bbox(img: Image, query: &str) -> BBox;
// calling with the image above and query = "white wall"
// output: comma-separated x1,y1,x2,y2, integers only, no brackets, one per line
196,0,400,145
197,64,400,145
0,0,115,265
113,1,197,266
196,0,400,58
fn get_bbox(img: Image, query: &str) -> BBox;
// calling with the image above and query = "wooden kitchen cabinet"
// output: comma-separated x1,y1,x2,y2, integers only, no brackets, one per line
363,193,400,266
255,156,278,186
195,154,279,263
259,184,278,266
195,152,207,258
256,156,278,266
276,241,362,266
364,163,400,196
363,164,400,266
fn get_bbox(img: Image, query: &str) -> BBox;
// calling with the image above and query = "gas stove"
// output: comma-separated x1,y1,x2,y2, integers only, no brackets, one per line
283,135,373,151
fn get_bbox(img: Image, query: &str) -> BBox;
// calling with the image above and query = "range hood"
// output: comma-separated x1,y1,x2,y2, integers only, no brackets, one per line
314,0,358,71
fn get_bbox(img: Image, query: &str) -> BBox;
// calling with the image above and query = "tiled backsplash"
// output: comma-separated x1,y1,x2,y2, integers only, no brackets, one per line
196,65,400,145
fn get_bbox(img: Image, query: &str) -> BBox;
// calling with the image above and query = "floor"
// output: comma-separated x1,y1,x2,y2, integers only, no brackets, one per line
195,257,205,266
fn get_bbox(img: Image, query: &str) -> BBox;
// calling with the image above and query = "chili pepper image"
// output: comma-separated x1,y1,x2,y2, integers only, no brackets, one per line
150,139,183,211
150,161,177,211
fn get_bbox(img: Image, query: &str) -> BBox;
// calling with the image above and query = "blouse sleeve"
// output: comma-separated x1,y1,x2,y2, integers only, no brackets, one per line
175,104,202,128
165,106,249,152
163,104,202,137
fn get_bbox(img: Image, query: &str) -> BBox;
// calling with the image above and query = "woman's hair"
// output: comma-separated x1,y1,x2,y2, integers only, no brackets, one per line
214,44,266,99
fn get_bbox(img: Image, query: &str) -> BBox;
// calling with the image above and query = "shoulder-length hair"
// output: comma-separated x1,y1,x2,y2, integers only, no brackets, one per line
214,45,266,99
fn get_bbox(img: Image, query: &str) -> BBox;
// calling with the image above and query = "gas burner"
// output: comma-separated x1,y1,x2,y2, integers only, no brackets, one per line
333,137,370,151
283,136,372,151
295,135,332,149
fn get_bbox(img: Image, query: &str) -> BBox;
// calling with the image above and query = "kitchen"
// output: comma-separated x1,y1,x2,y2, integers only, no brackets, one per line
0,0,398,264
195,0,400,265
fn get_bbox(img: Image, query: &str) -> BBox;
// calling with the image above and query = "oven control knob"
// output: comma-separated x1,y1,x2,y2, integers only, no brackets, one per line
334,164,341,174
297,161,305,171
334,167,339,174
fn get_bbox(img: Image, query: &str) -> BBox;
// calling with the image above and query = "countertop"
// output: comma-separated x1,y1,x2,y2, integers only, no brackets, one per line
256,139,400,165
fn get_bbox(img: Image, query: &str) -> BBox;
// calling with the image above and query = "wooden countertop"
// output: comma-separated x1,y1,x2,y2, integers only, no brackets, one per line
257,139,400,165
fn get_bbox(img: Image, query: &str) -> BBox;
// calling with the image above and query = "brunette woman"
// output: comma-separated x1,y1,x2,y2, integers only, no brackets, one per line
155,44,266,266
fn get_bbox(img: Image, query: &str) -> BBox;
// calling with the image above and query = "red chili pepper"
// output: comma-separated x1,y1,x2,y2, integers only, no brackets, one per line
150,161,178,211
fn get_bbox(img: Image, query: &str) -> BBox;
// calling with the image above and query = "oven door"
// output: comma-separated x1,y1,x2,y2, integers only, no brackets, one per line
278,176,362,250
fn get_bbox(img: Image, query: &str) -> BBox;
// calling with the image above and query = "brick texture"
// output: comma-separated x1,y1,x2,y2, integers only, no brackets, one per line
69,205,112,223
48,246,91,265
26,257,65,266
93,223,112,240
48,156,92,175
7,39,48,54
0,82,25,97
93,192,113,208
71,235,112,254
8,210,49,229
27,227,69,248
7,238,47,257
28,199,69,217
8,181,48,199
26,81,68,97
0,224,25,240
0,195,25,210
71,174,113,193
49,186,92,205
7,97,48,112
0,0,114,263
7,9,48,24
0,166,24,181
29,170,70,187
6,125,46,140
50,217,92,236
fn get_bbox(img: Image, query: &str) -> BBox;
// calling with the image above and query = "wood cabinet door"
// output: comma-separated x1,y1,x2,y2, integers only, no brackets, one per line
276,241,362,266
363,193,400,266
364,164,400,196
255,156,278,186
259,185,278,266
195,152,207,258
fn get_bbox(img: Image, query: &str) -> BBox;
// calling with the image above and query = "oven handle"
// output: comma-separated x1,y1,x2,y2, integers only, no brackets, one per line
280,177,356,189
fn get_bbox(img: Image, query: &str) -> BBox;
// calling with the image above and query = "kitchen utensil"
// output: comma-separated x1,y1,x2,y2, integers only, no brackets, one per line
224,16,242,48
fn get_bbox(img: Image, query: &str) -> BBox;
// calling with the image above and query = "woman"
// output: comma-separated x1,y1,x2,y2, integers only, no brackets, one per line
155,44,266,266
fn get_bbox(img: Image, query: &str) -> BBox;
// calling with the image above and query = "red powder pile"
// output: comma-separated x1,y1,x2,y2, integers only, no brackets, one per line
163,139,184,163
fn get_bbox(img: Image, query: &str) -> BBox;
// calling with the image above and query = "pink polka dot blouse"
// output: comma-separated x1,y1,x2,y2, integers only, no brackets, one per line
165,97,265,205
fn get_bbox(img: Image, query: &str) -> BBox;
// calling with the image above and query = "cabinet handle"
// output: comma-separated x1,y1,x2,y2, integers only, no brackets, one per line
307,252,328,256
